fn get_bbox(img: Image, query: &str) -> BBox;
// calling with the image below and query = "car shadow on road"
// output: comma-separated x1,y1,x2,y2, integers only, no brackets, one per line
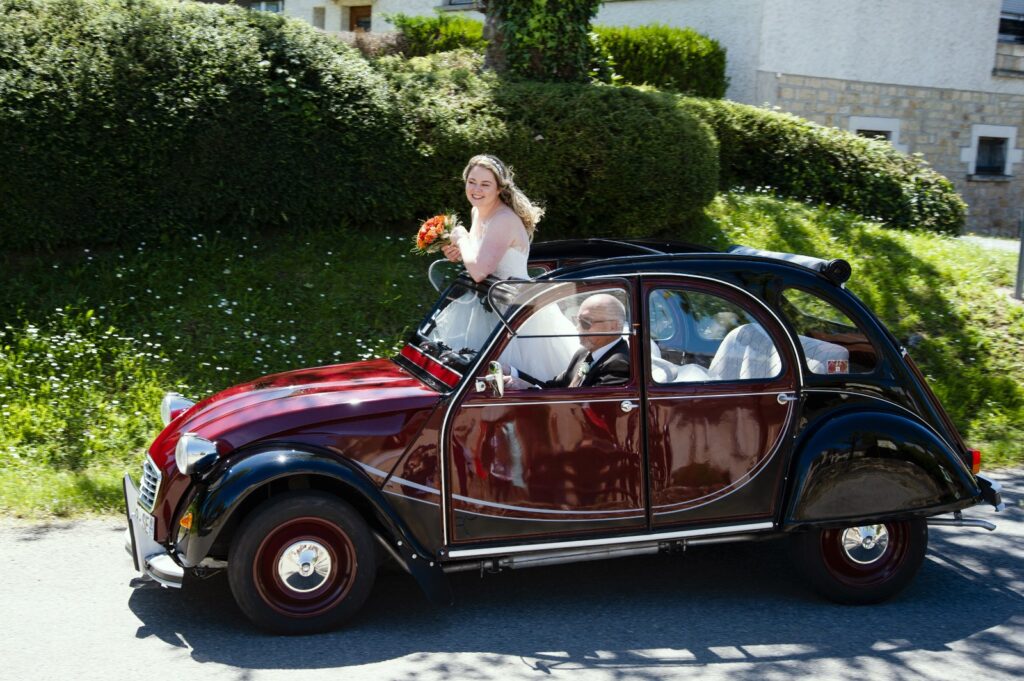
127,500,1024,678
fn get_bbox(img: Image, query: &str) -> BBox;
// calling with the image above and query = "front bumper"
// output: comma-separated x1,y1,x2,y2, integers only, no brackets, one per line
123,474,183,588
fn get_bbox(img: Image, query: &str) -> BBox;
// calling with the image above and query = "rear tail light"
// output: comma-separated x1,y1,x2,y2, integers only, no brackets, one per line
968,448,981,475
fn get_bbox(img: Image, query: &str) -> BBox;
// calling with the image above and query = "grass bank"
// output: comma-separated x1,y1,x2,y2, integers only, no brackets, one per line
1,194,1020,516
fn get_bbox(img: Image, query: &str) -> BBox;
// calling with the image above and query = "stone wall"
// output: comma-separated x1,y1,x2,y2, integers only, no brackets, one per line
757,72,1024,236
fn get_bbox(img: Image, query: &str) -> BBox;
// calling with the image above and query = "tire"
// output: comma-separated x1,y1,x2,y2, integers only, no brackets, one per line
228,491,377,634
792,518,928,605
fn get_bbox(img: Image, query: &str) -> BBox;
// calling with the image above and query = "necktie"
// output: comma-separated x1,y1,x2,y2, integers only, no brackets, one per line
569,353,593,388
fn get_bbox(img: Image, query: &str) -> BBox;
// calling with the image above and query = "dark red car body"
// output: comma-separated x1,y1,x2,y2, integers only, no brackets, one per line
123,240,1003,634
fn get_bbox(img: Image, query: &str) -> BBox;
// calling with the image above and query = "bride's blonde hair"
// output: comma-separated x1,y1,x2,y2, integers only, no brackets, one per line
462,154,545,240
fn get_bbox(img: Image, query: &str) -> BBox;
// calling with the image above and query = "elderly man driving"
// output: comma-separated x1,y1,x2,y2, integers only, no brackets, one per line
508,293,630,389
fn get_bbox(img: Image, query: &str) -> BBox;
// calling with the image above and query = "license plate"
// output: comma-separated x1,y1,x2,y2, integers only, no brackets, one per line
134,505,155,541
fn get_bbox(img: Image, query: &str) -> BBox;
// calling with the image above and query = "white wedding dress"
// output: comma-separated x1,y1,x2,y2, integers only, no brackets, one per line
430,241,579,382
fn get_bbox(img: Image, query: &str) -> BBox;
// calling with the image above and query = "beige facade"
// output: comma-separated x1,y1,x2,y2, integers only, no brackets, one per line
757,72,1024,236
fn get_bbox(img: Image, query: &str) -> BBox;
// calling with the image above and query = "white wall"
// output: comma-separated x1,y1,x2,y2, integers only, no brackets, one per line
282,0,1024,98
758,0,1024,94
281,0,450,33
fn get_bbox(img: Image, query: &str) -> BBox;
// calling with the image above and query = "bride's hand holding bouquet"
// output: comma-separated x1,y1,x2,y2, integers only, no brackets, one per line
412,213,465,261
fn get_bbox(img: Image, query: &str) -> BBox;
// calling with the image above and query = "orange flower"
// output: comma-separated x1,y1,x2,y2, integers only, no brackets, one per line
412,213,462,254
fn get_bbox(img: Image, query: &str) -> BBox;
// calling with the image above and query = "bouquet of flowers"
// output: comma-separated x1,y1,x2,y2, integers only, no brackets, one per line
413,213,461,254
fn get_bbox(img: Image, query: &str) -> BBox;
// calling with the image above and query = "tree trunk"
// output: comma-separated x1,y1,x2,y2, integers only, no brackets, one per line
482,0,507,74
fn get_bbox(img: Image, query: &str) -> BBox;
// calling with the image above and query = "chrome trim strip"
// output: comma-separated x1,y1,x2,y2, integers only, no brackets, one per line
445,521,775,559
452,506,646,523
647,391,786,402
464,397,627,408
366,462,644,517
453,497,642,517
383,489,439,507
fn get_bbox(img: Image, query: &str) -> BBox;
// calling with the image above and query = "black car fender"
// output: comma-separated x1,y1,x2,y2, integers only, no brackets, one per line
783,409,981,529
179,445,453,606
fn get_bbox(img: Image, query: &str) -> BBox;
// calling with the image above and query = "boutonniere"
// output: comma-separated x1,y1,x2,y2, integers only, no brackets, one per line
576,363,590,379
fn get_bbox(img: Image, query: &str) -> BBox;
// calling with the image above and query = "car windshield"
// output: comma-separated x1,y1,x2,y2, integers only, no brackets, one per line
418,280,501,351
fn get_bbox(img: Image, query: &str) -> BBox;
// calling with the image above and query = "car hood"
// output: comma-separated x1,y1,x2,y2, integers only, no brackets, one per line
148,359,440,467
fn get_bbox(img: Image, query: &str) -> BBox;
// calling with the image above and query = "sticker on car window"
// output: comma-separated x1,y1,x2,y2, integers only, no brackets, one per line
827,359,849,374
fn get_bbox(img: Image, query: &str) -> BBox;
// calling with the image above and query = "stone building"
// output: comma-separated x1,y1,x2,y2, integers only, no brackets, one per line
231,0,1024,235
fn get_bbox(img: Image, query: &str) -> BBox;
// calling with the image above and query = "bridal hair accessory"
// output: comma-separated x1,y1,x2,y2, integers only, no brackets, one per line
485,154,508,180
413,212,462,254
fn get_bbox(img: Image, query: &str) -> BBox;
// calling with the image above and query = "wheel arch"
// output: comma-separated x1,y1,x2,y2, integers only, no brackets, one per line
182,444,452,605
783,408,981,530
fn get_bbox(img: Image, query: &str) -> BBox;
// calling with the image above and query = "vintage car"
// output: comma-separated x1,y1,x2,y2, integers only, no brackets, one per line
123,239,1004,634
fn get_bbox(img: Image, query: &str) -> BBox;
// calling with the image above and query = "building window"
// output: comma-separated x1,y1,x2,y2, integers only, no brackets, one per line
349,5,371,32
848,116,908,153
976,138,1009,176
312,6,325,30
1000,1,1024,43
961,124,1022,178
246,1,283,13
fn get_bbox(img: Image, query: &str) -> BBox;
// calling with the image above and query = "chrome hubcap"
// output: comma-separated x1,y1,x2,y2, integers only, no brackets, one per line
277,540,332,593
840,524,890,565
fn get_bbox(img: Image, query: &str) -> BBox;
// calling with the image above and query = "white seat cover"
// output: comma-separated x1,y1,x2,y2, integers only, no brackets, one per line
707,324,781,381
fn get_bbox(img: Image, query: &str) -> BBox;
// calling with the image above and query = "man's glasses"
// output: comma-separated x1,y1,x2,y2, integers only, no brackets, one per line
572,316,618,330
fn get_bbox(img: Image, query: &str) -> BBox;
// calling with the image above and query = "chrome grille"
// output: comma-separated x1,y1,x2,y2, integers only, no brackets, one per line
138,455,162,512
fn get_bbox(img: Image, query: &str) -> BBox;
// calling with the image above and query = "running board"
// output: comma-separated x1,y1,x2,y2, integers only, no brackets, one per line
441,522,773,573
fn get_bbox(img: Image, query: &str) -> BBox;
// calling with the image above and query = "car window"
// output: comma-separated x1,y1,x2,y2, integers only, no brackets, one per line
495,282,631,385
647,288,781,384
779,288,877,374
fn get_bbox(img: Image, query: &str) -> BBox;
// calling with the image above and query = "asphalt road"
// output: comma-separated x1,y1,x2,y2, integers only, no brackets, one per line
1,469,1021,681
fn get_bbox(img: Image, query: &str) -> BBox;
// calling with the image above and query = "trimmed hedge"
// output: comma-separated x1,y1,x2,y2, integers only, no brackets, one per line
377,50,719,238
0,0,419,250
385,15,728,96
387,12,485,57
594,24,728,98
681,98,966,234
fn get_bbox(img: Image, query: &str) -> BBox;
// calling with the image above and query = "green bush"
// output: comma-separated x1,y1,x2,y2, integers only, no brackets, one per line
377,50,719,238
0,0,419,251
681,98,966,234
387,12,485,57
594,24,728,98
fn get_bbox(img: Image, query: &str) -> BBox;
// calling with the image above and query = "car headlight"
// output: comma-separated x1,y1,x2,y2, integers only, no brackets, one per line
160,392,195,426
175,433,218,475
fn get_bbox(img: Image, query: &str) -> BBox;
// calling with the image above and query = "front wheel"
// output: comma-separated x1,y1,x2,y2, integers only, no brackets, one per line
228,492,377,634
792,518,928,604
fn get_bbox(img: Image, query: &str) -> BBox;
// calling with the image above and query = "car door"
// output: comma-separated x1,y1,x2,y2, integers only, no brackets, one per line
443,279,647,545
643,277,800,527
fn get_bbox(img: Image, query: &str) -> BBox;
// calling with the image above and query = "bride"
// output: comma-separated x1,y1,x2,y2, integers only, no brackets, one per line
438,154,578,381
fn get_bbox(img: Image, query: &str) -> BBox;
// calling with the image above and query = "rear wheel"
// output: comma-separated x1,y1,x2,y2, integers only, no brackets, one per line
793,518,927,604
228,492,376,634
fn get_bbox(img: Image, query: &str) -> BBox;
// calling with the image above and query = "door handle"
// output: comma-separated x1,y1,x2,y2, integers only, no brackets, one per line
777,392,799,404
620,400,638,413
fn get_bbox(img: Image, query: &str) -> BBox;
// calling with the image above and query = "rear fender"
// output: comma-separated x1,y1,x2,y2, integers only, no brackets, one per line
181,446,452,606
783,410,980,529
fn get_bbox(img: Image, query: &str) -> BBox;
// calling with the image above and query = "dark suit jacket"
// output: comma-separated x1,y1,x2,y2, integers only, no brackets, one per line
520,339,630,389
